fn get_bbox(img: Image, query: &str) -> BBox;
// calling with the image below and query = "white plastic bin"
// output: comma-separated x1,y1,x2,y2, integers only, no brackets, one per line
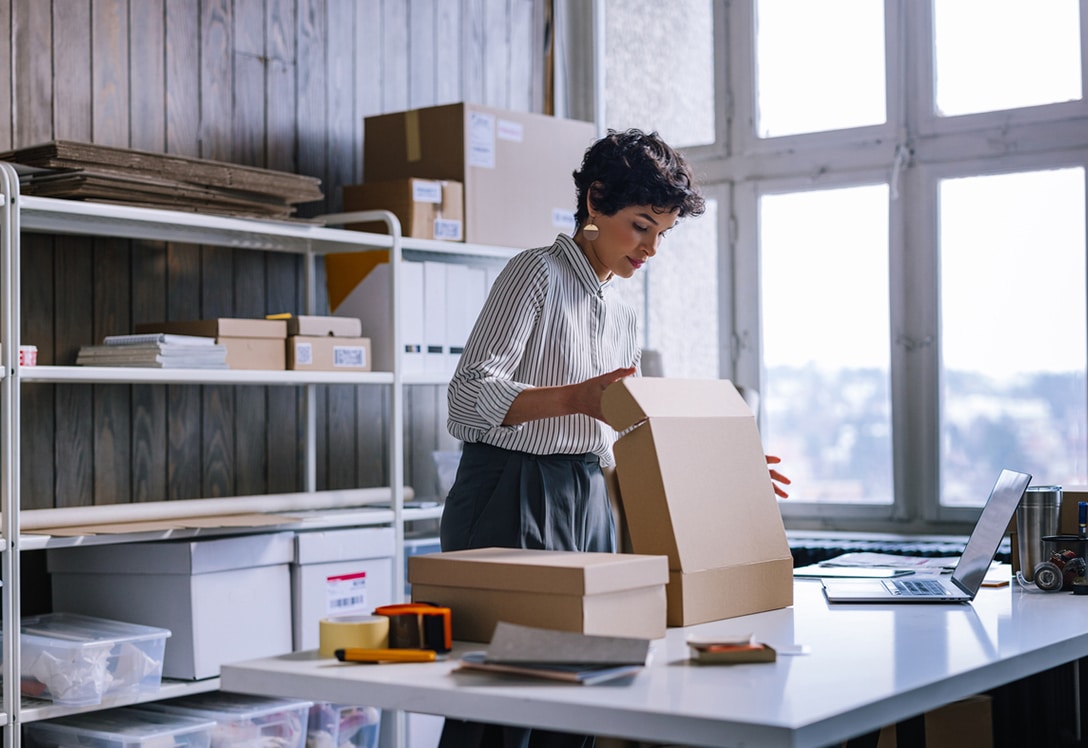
142,692,313,748
306,702,381,748
15,613,170,706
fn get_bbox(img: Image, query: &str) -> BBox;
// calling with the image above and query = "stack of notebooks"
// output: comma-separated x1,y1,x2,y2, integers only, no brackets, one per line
2,140,323,219
77,333,228,369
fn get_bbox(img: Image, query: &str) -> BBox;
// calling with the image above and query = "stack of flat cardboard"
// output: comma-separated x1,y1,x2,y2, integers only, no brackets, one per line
1,141,323,218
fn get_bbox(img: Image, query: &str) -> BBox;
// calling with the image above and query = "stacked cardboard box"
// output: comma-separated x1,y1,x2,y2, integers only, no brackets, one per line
363,103,595,249
342,179,464,241
280,315,372,372
135,318,286,370
602,377,795,626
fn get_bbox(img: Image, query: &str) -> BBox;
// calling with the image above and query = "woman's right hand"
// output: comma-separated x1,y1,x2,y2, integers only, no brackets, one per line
577,366,637,421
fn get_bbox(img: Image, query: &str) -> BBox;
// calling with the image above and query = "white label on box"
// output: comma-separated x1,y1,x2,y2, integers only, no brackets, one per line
497,119,524,142
333,345,367,368
552,208,576,233
326,571,368,614
434,218,463,241
295,342,314,365
413,180,443,204
469,112,496,169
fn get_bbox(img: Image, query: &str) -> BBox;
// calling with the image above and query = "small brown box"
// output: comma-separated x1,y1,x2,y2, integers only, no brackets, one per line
343,179,464,241
408,547,669,643
287,336,371,372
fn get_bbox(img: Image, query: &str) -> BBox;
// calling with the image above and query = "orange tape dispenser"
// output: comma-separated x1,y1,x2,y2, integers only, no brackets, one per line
374,602,452,653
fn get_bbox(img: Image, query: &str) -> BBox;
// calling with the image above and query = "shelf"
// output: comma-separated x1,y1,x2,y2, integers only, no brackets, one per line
20,678,222,724
18,365,394,386
20,196,521,262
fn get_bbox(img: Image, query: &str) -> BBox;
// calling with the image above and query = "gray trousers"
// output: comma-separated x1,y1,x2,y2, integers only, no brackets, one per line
437,442,615,748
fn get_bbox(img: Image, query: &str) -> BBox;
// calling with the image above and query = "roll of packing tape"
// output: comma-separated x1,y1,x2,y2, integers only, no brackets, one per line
318,615,389,658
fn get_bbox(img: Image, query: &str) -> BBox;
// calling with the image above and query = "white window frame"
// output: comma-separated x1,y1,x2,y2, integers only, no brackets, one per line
569,0,1088,532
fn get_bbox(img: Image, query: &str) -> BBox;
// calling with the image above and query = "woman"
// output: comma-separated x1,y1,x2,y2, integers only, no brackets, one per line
441,129,707,563
437,129,705,748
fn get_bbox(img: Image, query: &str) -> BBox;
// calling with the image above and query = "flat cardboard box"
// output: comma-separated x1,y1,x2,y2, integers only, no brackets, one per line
136,318,287,370
291,527,396,651
343,179,464,241
47,532,295,680
602,377,794,626
363,103,595,248
408,547,669,642
287,335,372,371
281,315,363,337
872,694,993,748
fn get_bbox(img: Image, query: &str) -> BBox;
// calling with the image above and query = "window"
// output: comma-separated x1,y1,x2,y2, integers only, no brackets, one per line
593,0,1088,531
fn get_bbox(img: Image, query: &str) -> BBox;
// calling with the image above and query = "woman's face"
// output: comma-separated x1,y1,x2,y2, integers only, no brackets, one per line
582,203,680,282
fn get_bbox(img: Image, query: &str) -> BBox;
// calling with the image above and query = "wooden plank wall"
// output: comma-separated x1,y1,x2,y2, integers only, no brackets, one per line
0,0,545,509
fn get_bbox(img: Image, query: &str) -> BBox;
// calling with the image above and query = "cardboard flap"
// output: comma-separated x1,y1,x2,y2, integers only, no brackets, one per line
602,378,752,432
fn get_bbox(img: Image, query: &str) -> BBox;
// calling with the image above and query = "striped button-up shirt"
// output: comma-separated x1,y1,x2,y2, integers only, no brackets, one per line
447,233,641,466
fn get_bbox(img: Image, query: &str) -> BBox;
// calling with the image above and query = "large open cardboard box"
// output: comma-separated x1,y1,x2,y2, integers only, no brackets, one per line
602,377,794,626
408,547,669,642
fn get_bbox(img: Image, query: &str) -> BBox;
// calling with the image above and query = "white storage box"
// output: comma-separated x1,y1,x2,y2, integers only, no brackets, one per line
307,702,381,748
47,532,295,680
142,692,313,748
23,706,215,748
291,527,396,651
15,613,170,706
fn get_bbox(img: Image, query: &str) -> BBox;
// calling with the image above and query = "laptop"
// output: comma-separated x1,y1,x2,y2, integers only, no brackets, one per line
822,468,1032,603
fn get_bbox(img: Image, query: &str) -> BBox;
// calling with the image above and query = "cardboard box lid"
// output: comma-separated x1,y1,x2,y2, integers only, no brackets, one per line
602,378,792,572
282,315,362,337
135,318,287,339
408,547,669,595
294,527,395,564
47,531,295,576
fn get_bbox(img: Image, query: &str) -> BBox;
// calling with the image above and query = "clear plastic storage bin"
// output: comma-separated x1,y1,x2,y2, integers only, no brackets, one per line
142,692,313,748
14,613,171,706
23,706,215,748
306,702,381,748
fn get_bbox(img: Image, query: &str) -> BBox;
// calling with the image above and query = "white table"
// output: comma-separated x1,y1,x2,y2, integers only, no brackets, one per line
221,579,1088,747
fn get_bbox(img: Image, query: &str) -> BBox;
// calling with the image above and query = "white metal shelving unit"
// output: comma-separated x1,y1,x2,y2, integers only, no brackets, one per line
0,162,517,746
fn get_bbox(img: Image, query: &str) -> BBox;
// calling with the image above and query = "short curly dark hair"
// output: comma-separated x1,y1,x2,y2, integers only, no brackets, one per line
572,129,705,228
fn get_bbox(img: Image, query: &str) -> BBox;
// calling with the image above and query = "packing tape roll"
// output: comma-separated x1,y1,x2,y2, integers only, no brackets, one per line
318,615,389,658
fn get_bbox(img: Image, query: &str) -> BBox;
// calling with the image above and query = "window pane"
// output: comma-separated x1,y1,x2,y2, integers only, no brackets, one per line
760,186,892,503
608,199,720,379
939,169,1087,506
755,0,886,138
604,0,715,147
933,0,1082,117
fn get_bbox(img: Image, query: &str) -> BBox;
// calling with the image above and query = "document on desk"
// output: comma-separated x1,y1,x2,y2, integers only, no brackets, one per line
818,552,957,570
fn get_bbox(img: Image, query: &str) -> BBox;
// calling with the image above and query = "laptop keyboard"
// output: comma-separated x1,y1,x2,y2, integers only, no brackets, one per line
891,578,947,596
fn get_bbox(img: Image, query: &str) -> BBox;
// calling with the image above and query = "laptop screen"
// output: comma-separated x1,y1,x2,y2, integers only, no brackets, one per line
951,469,1032,594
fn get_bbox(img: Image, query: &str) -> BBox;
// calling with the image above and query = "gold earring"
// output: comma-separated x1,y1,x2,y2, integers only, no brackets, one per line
583,222,599,240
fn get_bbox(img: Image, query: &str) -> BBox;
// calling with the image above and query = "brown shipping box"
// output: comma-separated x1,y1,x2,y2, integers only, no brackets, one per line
135,318,287,370
363,103,595,248
343,179,464,241
408,547,669,643
287,336,372,372
601,377,794,626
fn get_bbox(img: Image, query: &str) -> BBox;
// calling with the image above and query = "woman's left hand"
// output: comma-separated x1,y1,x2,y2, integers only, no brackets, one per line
767,455,791,499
